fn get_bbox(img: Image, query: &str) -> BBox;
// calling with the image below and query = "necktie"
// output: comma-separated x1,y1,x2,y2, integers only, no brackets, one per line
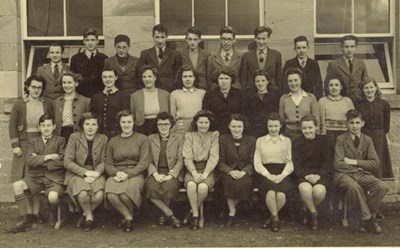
224,53,230,62
353,136,360,148
301,60,306,68
44,137,49,144
106,89,113,96
53,64,60,79
348,59,353,73
259,50,265,63
158,48,164,59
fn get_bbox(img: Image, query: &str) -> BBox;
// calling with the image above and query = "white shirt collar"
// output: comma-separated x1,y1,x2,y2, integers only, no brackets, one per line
51,61,62,69
350,133,360,140
85,49,97,59
265,134,285,141
182,87,195,93
288,90,309,97
297,57,308,64
103,87,118,94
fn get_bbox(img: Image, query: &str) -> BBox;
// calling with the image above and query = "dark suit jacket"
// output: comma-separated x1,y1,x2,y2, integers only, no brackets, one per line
334,132,379,177
51,93,91,136
240,47,282,91
282,57,323,99
64,132,108,184
324,56,368,99
147,132,185,181
217,134,256,176
207,50,242,90
178,47,210,90
104,55,139,94
137,47,181,92
25,135,66,184
36,63,70,101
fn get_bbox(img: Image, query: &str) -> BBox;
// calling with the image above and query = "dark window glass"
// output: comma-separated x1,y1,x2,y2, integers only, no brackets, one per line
194,0,225,35
160,0,192,35
316,0,352,34
67,0,103,36
354,0,390,33
27,0,64,36
228,0,259,35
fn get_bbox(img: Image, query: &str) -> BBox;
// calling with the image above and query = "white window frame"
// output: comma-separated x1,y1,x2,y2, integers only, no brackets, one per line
313,0,396,93
154,0,265,40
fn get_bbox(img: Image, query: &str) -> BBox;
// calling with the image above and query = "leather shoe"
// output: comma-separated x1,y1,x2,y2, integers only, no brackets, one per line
6,215,31,234
83,220,94,232
182,211,192,226
168,215,181,228
76,215,85,228
270,220,280,232
224,216,235,227
191,217,199,230
310,215,318,230
123,219,133,232
158,215,166,226
49,207,58,226
364,219,382,234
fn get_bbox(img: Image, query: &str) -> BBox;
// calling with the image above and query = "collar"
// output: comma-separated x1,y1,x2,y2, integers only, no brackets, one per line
327,95,343,101
84,49,97,59
159,134,169,142
221,49,234,57
297,57,308,64
51,61,62,69
182,87,195,93
42,135,52,143
265,134,285,141
350,133,360,140
257,47,267,54
155,46,166,52
23,97,45,103
63,93,77,101
103,87,118,95
288,90,308,97
187,46,199,53
343,56,353,62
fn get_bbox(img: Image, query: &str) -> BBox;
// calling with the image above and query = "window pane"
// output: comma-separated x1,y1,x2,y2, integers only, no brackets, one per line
316,0,352,34
27,0,64,36
228,0,259,35
67,0,103,36
160,0,192,35
194,0,225,35
354,0,390,33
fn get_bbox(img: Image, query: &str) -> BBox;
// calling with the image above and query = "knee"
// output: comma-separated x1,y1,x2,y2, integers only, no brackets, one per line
266,190,276,200
198,183,209,193
313,185,327,196
13,180,27,194
120,194,130,202
107,193,118,202
298,182,312,194
186,182,197,191
276,192,286,200
92,191,104,202
77,191,89,200
47,192,59,204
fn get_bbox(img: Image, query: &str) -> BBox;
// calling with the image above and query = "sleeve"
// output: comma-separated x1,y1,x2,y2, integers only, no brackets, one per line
314,62,324,100
333,135,348,172
182,133,197,174
69,55,78,73
217,136,233,175
46,137,66,171
383,100,390,134
169,134,184,178
204,131,220,174
202,91,211,111
121,92,130,111
136,51,147,89
90,95,98,115
292,138,305,178
253,138,270,176
125,136,149,178
85,97,91,112
105,138,118,177
25,139,45,168
241,137,256,175
318,98,327,135
239,54,249,90
64,134,88,177
103,58,110,69
170,91,177,119
321,136,334,176
130,94,136,119
324,62,334,97
8,101,21,148
310,95,320,134
147,137,158,176
281,138,294,176
275,52,283,93
278,95,285,123
94,136,108,175
356,137,379,172
282,61,289,94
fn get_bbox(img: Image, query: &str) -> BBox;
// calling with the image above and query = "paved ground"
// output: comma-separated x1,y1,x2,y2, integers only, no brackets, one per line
0,201,399,247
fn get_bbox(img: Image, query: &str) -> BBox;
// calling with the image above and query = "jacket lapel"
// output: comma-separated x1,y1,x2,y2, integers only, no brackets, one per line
230,50,241,67
338,57,351,76
227,135,239,160
78,132,89,151
167,134,177,150
196,49,208,69
150,134,161,149
149,48,159,67
44,64,56,81
159,48,171,66
345,133,358,155
92,134,102,153
264,48,275,70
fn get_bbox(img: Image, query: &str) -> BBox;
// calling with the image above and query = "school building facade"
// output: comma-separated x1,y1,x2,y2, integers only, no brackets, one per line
0,0,399,202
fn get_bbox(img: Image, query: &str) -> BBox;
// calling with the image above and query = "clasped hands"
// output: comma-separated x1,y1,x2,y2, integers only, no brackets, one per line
84,170,101,183
305,174,321,184
112,171,129,183
229,170,246,180
264,173,285,184
153,172,173,183
192,171,209,184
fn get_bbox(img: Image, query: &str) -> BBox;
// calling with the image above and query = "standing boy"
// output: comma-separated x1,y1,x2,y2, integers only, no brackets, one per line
324,35,368,100
36,42,69,101
240,26,282,92
103,34,139,95
282,36,323,99
8,114,65,233
137,24,181,92
70,28,108,98
333,109,388,234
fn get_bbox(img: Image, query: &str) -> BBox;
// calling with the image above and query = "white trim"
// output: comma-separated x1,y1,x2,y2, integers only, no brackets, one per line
23,36,105,41
225,0,228,26
63,0,67,36
154,0,160,24
259,0,265,25
26,46,35,77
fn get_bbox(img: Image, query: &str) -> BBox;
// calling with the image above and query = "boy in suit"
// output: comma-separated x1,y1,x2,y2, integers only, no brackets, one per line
103,34,139,95
282,36,323,99
240,26,282,92
36,42,69,101
324,35,368,100
178,27,209,90
8,114,66,233
137,24,181,92
70,28,108,98
333,109,388,234
207,26,242,90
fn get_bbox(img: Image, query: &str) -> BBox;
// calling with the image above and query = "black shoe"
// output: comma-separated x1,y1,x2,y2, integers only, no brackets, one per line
83,220,94,232
364,219,382,234
224,216,235,227
76,215,85,228
6,215,31,234
310,215,318,230
262,217,271,229
168,215,181,228
123,219,133,232
191,217,199,230
49,207,58,226
270,220,280,232
27,214,45,224
158,215,166,226
182,211,192,226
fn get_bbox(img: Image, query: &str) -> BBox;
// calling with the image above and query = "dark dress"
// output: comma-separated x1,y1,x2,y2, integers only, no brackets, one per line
217,134,256,201
145,138,181,200
243,89,280,137
356,97,393,178
202,87,243,134
292,135,333,187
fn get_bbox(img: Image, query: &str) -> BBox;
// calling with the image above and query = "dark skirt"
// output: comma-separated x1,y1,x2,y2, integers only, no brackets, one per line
105,174,145,208
363,128,394,178
220,173,254,201
184,161,215,190
254,163,293,196
145,176,182,201
135,118,158,136
297,175,331,188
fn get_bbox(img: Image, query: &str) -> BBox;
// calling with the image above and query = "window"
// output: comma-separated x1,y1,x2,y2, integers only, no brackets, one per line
314,0,395,91
157,0,263,37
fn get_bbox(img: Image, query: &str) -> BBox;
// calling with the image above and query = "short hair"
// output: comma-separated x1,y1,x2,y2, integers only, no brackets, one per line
359,76,382,98
49,42,64,53
156,111,175,127
300,115,318,127
78,112,101,130
253,69,271,81
191,110,216,132
116,110,134,123
83,28,99,39
141,64,159,78
254,26,272,38
228,114,248,130
266,112,282,124
285,67,304,82
341,35,358,45
185,26,202,39
293,36,309,46
218,67,236,85
102,66,117,75
38,114,54,125
24,75,46,97
345,109,363,121
220,26,236,38
114,34,130,46
62,70,83,84
153,24,168,36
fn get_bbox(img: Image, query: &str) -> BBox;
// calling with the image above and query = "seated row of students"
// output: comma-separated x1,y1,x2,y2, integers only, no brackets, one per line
7,108,388,236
